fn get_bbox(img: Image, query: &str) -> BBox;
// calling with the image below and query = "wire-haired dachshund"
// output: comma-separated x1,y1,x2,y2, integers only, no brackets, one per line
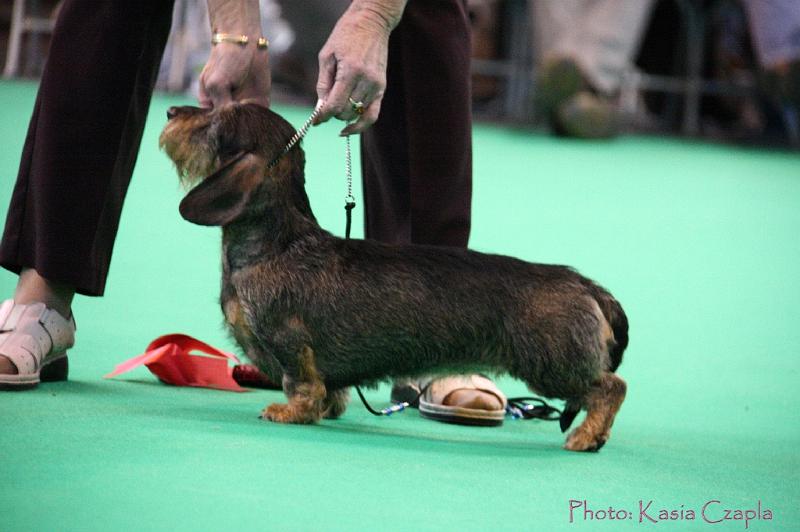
159,102,629,451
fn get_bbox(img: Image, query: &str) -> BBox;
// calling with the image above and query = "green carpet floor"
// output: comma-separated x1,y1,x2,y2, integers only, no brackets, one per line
1,80,798,531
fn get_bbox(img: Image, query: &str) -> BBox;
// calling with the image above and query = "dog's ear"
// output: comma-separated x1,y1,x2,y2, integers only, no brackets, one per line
179,152,265,226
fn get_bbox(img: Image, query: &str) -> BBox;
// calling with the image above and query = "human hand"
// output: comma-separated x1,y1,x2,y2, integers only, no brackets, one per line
199,41,271,108
315,2,406,136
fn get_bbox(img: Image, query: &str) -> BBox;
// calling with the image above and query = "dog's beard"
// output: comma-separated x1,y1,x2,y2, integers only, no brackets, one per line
159,126,218,190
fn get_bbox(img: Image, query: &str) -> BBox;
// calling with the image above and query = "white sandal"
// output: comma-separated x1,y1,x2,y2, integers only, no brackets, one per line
0,299,75,390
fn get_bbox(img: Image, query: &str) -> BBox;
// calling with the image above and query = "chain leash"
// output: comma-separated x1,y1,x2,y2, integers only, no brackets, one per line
344,128,356,240
267,101,324,169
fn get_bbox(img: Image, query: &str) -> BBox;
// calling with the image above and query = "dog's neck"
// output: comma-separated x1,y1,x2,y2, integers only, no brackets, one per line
222,215,316,270
221,168,326,271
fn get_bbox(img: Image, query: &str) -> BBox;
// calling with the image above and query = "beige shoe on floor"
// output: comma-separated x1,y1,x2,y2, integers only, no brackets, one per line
0,299,75,390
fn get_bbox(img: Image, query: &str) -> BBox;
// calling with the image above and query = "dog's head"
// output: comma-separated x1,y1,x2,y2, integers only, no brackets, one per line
159,102,309,226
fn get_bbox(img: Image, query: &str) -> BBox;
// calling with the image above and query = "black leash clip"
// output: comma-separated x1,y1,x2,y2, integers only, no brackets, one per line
344,198,356,240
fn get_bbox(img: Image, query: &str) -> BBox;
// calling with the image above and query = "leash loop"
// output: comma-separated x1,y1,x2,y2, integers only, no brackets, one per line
505,397,563,421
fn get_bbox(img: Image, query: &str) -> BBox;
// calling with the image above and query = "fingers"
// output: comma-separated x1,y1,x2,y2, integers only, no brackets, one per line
312,7,392,135
314,53,358,124
198,62,232,108
315,48,337,110
314,57,384,134
339,97,382,136
198,45,271,109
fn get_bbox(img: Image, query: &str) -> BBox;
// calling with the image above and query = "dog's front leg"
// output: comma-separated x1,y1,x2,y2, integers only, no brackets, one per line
261,344,327,424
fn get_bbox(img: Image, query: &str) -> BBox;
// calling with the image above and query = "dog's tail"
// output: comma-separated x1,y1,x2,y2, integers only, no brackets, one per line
585,280,629,373
600,292,629,373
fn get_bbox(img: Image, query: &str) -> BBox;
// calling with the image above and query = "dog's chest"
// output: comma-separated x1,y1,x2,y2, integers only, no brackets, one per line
222,296,247,332
220,264,293,338
220,262,259,347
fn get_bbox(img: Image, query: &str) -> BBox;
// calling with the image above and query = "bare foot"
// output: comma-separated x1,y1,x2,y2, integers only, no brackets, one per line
444,389,503,410
14,268,74,317
0,356,17,375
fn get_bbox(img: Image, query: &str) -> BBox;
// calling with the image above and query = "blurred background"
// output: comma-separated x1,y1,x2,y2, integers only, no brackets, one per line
0,0,797,147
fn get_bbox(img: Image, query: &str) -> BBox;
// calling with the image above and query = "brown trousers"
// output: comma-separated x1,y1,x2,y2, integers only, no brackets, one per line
0,0,472,296
362,0,472,247
0,0,175,296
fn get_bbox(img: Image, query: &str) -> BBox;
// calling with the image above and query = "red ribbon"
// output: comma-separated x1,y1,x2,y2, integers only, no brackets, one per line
105,333,248,392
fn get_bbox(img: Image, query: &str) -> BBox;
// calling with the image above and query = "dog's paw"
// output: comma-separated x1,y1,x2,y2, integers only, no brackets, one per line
260,403,296,423
564,428,608,452
260,402,318,424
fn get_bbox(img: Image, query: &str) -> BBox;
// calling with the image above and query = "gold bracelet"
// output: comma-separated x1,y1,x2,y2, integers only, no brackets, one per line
211,32,269,49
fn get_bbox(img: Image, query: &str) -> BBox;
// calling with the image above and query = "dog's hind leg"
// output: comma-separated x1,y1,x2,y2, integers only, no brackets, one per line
564,372,626,452
261,345,327,424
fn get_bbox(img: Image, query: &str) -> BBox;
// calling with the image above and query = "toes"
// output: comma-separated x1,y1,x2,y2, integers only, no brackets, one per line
444,389,503,410
0,355,19,375
260,403,290,422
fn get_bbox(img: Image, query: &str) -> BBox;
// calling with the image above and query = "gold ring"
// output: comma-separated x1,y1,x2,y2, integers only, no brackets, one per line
348,97,365,116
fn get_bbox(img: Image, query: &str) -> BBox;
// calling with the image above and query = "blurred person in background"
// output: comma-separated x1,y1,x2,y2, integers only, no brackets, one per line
742,0,800,145
530,0,656,139
529,0,798,144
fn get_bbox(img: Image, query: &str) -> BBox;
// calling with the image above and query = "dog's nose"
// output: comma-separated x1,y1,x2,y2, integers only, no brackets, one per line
166,107,179,120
